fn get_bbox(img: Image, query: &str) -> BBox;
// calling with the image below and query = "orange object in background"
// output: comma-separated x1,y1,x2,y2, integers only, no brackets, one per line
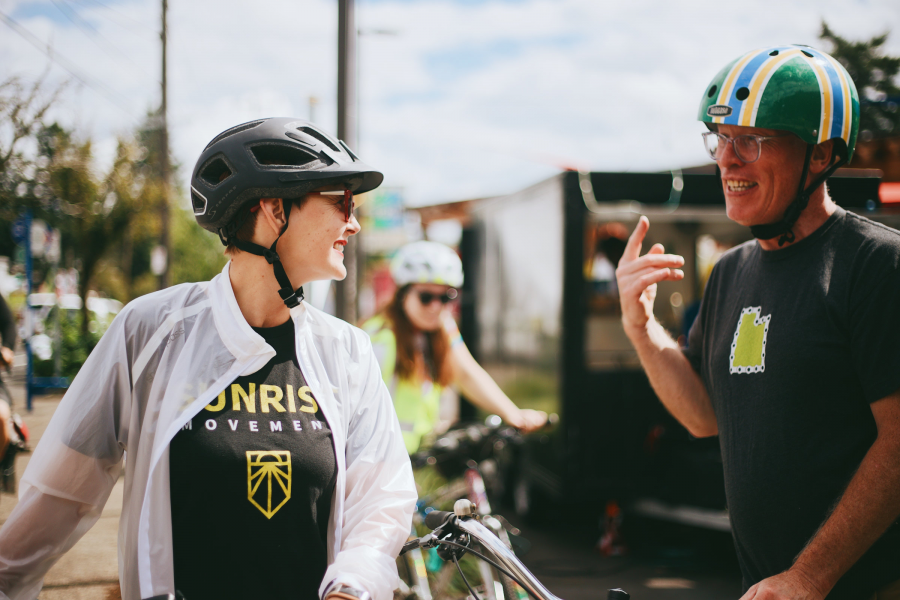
881,182,900,205
597,500,627,557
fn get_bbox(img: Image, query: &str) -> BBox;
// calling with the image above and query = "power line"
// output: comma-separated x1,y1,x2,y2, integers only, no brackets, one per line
0,7,138,119
66,0,157,40
51,0,157,82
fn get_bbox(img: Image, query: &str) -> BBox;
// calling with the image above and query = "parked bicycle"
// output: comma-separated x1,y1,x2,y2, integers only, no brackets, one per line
397,416,530,600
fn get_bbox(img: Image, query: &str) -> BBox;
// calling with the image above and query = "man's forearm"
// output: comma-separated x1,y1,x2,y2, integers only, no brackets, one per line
791,405,900,595
626,318,717,438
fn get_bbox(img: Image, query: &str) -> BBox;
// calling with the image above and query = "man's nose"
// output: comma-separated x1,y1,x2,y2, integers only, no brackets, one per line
717,138,745,169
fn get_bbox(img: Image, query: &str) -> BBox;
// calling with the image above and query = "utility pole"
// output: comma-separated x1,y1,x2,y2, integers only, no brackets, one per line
157,0,171,289
335,0,357,322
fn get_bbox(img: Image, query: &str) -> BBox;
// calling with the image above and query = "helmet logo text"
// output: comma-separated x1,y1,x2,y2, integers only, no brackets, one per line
707,105,733,117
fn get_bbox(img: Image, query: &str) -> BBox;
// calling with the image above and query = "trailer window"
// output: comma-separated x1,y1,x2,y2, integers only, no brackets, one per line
584,222,629,315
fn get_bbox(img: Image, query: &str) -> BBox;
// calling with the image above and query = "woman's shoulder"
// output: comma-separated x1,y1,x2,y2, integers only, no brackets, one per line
117,281,211,332
303,302,380,355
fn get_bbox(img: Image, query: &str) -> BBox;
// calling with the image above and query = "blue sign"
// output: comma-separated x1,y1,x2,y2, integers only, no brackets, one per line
11,216,27,245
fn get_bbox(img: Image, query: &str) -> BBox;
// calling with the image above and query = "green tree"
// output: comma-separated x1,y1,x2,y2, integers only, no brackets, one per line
42,125,158,332
820,23,900,141
0,76,65,262
171,206,228,285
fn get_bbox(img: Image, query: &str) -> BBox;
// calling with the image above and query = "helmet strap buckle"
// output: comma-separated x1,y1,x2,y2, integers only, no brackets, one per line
263,247,280,265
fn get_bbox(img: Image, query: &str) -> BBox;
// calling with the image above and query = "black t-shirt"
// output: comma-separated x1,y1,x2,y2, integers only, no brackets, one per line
170,317,337,600
685,208,900,599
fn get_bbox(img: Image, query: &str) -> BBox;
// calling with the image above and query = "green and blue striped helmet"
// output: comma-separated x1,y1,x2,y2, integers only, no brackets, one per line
698,45,860,160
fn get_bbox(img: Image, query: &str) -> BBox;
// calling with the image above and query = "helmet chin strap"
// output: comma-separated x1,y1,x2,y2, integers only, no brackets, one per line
748,143,847,246
230,199,305,308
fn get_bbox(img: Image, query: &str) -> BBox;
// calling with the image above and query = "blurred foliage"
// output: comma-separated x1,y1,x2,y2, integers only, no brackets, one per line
821,22,900,141
1,75,228,374
0,75,65,222
172,204,228,284
33,308,100,380
42,125,152,332
1,75,227,299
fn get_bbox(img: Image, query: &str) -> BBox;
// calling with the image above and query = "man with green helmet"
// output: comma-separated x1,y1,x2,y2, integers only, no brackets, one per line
616,45,900,600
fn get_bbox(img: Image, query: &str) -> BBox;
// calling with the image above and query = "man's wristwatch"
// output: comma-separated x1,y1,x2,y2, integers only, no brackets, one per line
322,580,371,600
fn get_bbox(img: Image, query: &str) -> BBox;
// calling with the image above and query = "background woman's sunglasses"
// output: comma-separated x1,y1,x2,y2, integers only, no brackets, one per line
417,289,458,305
320,189,355,222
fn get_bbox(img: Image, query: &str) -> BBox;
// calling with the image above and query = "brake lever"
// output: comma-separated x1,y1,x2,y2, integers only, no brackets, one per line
491,514,521,536
399,532,438,556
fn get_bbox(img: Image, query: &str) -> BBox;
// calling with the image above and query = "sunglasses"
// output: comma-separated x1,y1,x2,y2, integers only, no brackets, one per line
320,189,355,222
416,289,458,305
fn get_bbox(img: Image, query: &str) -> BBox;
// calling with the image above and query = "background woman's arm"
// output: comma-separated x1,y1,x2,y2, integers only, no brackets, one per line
444,315,546,432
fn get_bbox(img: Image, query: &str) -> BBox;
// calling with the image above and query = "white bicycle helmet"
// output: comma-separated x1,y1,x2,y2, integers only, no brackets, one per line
390,241,464,288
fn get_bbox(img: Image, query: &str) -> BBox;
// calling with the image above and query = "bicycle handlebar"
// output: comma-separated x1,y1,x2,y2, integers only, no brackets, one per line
407,505,628,600
424,510,453,530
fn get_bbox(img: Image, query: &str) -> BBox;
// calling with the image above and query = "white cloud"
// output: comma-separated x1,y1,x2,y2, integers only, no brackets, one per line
2,0,899,208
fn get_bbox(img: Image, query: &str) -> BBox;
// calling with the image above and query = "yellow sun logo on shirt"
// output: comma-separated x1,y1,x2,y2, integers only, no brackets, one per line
246,451,291,519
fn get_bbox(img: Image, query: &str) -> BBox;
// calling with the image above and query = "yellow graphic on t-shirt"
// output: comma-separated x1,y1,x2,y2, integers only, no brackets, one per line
729,307,771,374
206,384,317,413
247,451,291,519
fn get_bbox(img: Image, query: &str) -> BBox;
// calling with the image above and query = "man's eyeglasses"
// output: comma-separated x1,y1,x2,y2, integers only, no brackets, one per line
417,289,458,306
320,189,355,222
702,131,789,164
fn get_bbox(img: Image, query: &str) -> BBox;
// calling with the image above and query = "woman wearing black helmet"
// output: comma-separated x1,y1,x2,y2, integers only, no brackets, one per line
0,119,416,600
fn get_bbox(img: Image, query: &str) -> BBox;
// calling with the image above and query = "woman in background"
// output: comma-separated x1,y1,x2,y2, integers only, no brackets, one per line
363,240,546,454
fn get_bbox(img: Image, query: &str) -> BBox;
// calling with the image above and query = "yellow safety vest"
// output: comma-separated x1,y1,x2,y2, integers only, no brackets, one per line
363,315,442,454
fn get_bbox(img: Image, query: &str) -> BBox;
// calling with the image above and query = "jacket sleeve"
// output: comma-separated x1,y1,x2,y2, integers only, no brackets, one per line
0,309,131,600
320,333,416,600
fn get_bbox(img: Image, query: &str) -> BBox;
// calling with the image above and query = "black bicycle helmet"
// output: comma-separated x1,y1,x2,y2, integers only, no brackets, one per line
191,117,384,307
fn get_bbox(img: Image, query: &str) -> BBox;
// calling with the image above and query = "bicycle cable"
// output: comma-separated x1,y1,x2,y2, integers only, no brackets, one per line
436,539,535,600
452,553,481,600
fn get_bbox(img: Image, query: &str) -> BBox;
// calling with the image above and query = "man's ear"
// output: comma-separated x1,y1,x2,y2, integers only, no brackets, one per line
809,140,836,175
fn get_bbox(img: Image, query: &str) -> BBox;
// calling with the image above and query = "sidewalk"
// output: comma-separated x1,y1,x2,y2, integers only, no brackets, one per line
0,382,122,600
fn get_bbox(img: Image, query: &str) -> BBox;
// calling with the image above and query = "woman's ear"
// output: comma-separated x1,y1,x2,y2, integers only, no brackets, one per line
254,198,287,243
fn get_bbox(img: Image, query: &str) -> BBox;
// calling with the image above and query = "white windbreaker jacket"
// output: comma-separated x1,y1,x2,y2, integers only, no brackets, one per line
0,263,416,600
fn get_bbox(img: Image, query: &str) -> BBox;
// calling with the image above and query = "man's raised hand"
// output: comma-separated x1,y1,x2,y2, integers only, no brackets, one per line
615,216,685,337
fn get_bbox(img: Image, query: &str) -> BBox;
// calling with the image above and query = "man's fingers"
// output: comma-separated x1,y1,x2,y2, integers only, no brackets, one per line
738,581,760,600
617,254,685,277
622,216,649,263
648,243,665,255
634,268,684,291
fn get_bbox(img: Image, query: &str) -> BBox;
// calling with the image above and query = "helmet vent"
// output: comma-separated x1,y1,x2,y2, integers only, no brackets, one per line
769,50,779,56
801,50,813,57
736,87,750,101
190,187,208,216
203,119,264,151
339,140,359,161
250,143,317,168
199,157,233,186
297,126,341,153
707,85,717,98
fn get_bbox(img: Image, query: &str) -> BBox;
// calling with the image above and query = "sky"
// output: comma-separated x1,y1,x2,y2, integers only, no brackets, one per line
1,0,899,208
